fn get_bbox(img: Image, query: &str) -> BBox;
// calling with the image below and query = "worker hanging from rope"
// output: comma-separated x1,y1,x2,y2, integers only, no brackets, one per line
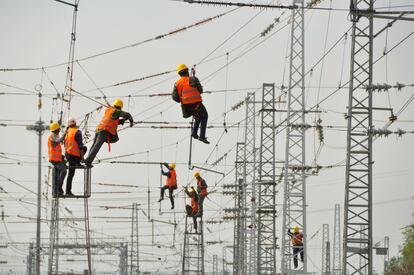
172,63,210,144
64,117,87,197
287,225,305,269
48,122,67,198
184,186,200,232
194,171,207,215
158,163,178,209
84,99,133,167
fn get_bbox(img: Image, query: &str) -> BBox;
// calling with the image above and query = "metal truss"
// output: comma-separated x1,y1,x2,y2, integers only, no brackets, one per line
281,0,307,273
332,204,341,275
256,83,277,274
48,167,92,274
343,0,373,273
130,202,140,274
243,92,257,275
322,224,331,275
182,216,204,274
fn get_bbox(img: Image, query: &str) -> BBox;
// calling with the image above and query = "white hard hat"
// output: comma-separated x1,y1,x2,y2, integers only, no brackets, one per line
67,117,76,126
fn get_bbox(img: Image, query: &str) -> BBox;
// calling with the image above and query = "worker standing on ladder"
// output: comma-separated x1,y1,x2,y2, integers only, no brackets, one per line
64,117,87,197
172,63,210,144
288,225,304,269
158,163,177,209
48,122,67,198
184,187,200,232
84,99,133,166
194,172,207,215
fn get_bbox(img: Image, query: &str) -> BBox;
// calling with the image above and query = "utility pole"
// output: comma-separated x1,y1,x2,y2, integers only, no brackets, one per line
26,119,48,275
332,204,341,275
257,83,277,274
383,236,389,274
281,0,307,274
322,224,331,275
130,202,140,274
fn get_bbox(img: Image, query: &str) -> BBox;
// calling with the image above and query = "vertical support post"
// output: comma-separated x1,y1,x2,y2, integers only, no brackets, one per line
384,236,389,273
130,202,140,274
213,254,218,275
244,92,257,275
343,0,373,274
281,0,307,274
332,204,342,275
256,83,276,274
322,224,331,275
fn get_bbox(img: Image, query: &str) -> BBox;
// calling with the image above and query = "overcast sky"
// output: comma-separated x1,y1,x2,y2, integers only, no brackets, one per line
0,0,413,273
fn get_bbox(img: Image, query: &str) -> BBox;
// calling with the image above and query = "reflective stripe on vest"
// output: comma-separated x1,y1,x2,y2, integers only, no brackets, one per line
48,134,62,162
191,196,199,215
97,107,120,135
197,178,207,197
291,232,303,246
175,77,202,105
64,127,81,157
166,169,177,187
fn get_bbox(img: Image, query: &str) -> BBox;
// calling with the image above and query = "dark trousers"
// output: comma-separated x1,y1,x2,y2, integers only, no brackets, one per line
185,205,198,231
293,246,304,268
160,186,175,207
192,103,208,138
84,130,108,164
65,153,81,193
198,195,205,215
51,161,67,195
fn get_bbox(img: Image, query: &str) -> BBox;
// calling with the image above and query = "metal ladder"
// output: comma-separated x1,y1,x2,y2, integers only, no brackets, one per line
182,215,204,275
48,166,92,275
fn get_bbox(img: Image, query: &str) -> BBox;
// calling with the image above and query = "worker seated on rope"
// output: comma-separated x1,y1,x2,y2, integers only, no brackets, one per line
172,63,210,144
288,225,304,269
184,186,200,232
158,163,178,209
194,171,207,215
64,117,87,197
84,99,133,167
48,122,67,198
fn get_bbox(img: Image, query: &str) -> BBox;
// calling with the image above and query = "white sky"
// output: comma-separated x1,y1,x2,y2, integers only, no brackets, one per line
0,0,413,273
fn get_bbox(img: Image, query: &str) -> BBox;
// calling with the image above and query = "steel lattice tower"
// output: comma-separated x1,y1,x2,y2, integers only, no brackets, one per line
343,0,373,273
243,92,257,275
322,224,331,275
256,83,276,274
281,0,307,274
130,202,140,274
332,204,341,275
233,142,245,275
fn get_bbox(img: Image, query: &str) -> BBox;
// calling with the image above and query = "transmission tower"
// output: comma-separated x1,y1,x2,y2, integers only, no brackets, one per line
332,204,341,275
243,92,257,275
130,202,140,274
322,224,331,275
182,216,204,274
213,254,218,275
48,167,92,274
256,83,277,274
343,0,374,273
281,0,307,274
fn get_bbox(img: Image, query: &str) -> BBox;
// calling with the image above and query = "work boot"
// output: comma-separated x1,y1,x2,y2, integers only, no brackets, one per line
66,191,75,197
191,133,199,139
171,203,175,210
198,137,210,144
158,198,163,202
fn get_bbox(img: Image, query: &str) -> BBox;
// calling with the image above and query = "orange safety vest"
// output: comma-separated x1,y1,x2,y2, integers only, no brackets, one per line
48,134,63,162
191,196,199,215
175,76,202,105
197,178,207,197
166,169,177,187
97,107,120,135
64,127,81,157
291,232,303,246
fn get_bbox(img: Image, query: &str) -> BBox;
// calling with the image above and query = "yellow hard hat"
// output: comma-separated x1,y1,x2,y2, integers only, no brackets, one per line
50,122,60,132
176,63,188,73
113,98,124,108
193,171,200,178
294,225,300,233
169,163,176,169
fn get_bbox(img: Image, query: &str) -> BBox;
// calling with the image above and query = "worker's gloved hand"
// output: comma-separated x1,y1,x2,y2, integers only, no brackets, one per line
129,118,134,127
119,119,126,125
